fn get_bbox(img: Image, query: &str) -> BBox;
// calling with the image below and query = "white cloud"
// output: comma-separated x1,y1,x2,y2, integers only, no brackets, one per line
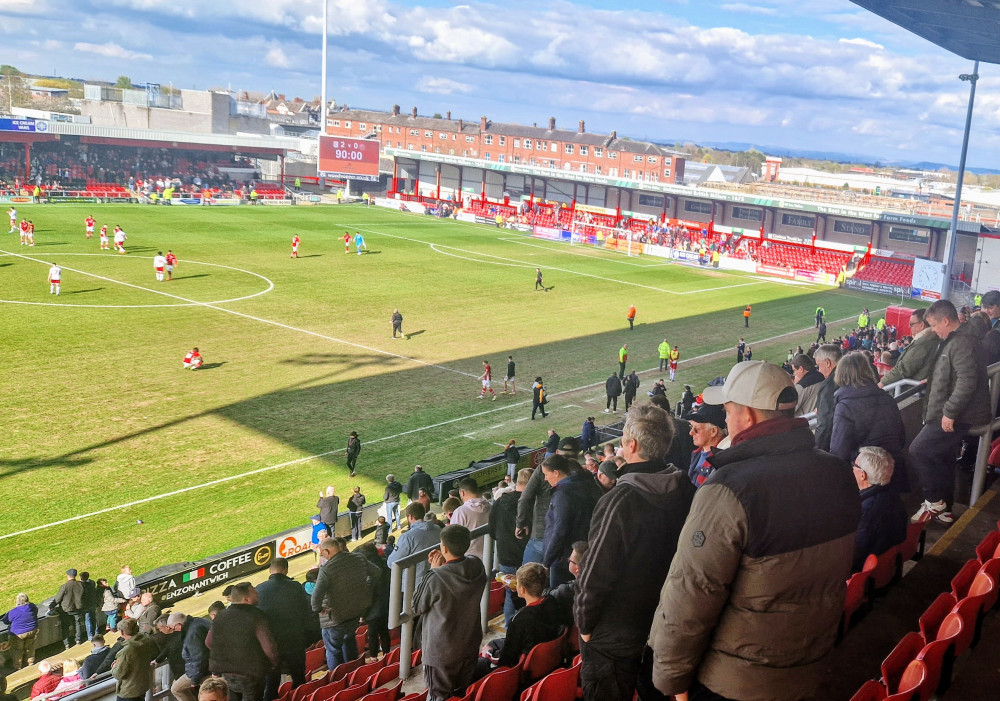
416,76,472,95
720,3,777,15
74,41,152,61
265,47,291,69
840,37,884,50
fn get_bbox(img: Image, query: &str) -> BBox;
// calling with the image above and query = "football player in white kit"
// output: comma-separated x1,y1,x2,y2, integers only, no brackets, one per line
153,251,167,281
99,225,109,250
7,207,16,233
49,263,62,295
113,226,127,254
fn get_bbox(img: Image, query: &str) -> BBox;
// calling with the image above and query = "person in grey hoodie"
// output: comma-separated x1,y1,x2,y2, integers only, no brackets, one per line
412,526,488,701
449,478,491,560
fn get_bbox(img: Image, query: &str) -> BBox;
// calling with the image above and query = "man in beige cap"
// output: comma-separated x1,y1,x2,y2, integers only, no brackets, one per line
648,361,861,701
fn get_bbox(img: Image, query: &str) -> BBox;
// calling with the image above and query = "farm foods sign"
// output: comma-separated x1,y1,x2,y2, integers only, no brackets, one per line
145,542,275,605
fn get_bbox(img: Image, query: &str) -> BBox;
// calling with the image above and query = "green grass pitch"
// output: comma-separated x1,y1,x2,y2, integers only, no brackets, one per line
0,203,910,602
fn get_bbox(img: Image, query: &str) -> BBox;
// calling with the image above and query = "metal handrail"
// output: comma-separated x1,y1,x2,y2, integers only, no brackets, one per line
387,523,494,680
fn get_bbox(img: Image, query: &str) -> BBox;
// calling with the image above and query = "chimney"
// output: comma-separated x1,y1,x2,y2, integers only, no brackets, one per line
446,111,451,120
548,116,556,131
412,106,418,118
480,115,487,132
578,120,585,134
392,104,400,117
610,130,617,140
458,118,464,130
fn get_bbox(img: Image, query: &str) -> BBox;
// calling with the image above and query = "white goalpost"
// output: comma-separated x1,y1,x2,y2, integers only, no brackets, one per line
569,219,640,257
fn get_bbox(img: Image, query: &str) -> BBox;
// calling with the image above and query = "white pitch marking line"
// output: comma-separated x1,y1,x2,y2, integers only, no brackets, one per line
354,226,768,296
0,253,275,308
497,236,667,268
493,442,508,448
490,424,504,429
562,404,581,409
0,248,476,379
429,244,534,268
0,310,883,541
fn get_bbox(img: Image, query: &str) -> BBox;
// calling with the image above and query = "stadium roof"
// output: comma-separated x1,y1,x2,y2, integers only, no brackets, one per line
850,0,1000,64
45,121,297,155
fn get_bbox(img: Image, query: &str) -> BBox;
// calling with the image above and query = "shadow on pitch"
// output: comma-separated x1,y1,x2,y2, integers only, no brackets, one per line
172,274,209,280
199,362,227,370
32,242,68,246
405,330,426,339
359,250,382,255
66,288,103,295
297,254,323,259
0,263,11,268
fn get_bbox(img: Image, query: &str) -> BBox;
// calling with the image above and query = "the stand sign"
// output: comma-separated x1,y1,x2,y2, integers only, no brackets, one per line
144,541,275,605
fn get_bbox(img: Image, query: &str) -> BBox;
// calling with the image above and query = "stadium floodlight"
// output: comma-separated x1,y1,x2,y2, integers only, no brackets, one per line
321,0,328,132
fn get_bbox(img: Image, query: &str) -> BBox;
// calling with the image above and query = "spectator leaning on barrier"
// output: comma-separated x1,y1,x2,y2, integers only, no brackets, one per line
649,361,861,701
53,568,85,650
404,465,435,502
347,487,366,542
311,538,379,671
450,477,491,560
165,612,210,701
207,583,278,701
388,502,442,581
412,525,488,701
2,592,39,670
112,618,158,701
576,403,696,701
256,557,313,701
317,486,340,540
383,474,403,531
910,300,992,525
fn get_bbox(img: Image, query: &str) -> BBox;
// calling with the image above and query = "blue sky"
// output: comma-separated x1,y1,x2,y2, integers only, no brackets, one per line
3,0,999,167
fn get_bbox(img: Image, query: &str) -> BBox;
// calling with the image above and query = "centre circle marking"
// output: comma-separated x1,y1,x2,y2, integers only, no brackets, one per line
0,253,274,308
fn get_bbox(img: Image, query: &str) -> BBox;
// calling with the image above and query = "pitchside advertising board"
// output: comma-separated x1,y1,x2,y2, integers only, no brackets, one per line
144,541,275,605
318,136,380,182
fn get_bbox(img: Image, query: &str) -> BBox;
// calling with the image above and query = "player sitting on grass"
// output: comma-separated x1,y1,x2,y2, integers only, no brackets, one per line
182,348,203,370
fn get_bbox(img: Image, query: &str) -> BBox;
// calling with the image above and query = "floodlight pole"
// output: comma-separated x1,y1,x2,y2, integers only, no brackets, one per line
321,0,328,132
942,60,979,300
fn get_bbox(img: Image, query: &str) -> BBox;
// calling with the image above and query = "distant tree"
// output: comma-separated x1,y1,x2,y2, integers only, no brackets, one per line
432,112,442,119
115,75,133,89
33,78,76,89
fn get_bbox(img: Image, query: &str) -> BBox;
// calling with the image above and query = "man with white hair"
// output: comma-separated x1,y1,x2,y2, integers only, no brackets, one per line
649,361,860,701
812,344,843,451
316,486,340,540
852,447,908,572
165,611,211,701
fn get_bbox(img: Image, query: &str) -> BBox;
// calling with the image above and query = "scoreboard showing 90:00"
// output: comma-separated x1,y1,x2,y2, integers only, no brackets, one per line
317,135,381,181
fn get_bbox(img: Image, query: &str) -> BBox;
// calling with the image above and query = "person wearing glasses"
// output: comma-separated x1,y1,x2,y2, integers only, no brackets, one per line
878,309,937,388
852,446,908,572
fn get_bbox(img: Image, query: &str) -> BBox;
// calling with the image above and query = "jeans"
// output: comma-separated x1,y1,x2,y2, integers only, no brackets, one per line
522,538,544,565
498,564,518,628
386,502,401,531
350,512,363,540
507,463,518,481
105,610,119,632
910,421,968,507
263,651,305,701
61,610,86,647
85,608,99,639
322,621,360,671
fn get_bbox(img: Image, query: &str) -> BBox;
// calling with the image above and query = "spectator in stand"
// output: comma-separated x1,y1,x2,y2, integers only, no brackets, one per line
910,300,992,524
686,404,728,487
373,516,390,547
207,583,278,701
853,447,908,572
605,372,622,414
78,634,111,679
2,592,39,669
97,578,121,632
166,612,211,701
813,344,844,452
417,488,432,511
581,416,598,452
383,474,403,531
116,566,137,601
831,352,908,491
404,465,435,503
198,678,229,701
476,563,563,678
256,557,313,701
576,404,696,701
357,544,392,659
133,592,159,636
347,487,365,542
112,619,158,701
649,361,860,701
388,502,441,580
879,309,937,388
311,538,379,671
517,456,552,567
450,477,491,560
207,602,226,620
541,454,600,588
791,354,825,417
54,568,85,650
504,440,520,481
79,572,100,640
30,662,62,699
36,659,83,701
489,468,531,627
316,486,340,540
623,371,639,413
412,526,488,701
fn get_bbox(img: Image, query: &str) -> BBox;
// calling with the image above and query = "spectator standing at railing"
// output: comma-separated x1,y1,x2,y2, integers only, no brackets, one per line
311,539,379,672
54,569,85,650
80,572,100,640
404,464,435,503
383,474,403,530
164,612,210,701
2,592,38,669
347,487,366,542
910,300,992,525
388,503,441,580
317,486,340,540
112,619,158,701
879,312,936,387
412,526,488,701
450,478,491,560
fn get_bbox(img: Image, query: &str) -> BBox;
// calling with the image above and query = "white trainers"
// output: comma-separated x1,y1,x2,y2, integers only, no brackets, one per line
911,500,954,524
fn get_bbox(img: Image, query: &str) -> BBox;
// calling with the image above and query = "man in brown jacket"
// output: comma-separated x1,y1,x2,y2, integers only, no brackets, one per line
909,300,992,524
649,361,860,701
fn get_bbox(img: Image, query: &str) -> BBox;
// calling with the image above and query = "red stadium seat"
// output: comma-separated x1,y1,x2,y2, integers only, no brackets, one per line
370,663,399,689
362,681,403,701
841,569,873,641
917,612,964,696
331,657,366,683
399,692,428,701
473,664,521,701
310,680,348,701
278,681,293,701
488,581,506,618
520,631,567,685
947,597,979,656
349,657,387,687
291,679,325,701
849,680,887,701
918,592,957,644
384,647,401,666
520,662,580,701
868,546,901,591
306,647,328,676
884,659,929,701
951,559,981,599
975,530,1000,563
330,684,370,701
880,632,923,692
899,522,926,563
